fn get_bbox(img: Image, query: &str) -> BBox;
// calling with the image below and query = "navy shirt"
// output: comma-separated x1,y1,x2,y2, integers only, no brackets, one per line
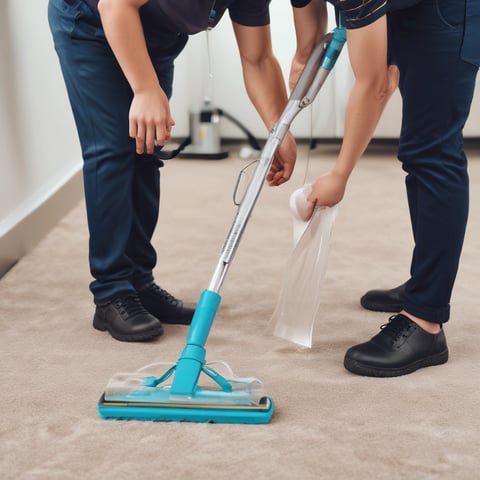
83,0,270,34
291,0,480,66
291,0,423,29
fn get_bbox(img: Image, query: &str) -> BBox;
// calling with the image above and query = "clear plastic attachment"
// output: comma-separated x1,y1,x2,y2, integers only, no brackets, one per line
103,361,267,406
270,184,338,348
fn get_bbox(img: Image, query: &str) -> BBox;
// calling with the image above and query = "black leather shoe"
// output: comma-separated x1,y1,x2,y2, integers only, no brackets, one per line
138,282,195,325
344,314,448,377
360,283,406,312
93,293,164,342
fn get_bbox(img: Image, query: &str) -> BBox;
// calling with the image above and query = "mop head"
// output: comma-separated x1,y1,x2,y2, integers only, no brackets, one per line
97,361,274,424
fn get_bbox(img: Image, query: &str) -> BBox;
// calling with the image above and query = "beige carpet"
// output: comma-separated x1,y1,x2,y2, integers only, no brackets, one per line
1,142,480,480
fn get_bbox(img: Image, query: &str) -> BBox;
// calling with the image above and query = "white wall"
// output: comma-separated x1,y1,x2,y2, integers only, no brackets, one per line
170,1,480,140
0,0,83,275
169,2,343,140
0,0,82,237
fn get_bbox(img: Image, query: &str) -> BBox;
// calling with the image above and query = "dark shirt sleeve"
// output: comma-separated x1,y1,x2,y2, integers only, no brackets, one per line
289,0,387,29
290,0,313,7
228,0,270,26
329,0,387,29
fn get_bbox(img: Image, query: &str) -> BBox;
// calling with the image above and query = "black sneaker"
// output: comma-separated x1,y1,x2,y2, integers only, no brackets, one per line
93,293,164,342
138,283,195,325
344,314,449,377
360,283,406,312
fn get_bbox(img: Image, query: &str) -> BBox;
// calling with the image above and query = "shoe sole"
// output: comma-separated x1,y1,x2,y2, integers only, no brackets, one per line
360,298,402,313
141,305,194,325
344,349,449,377
161,315,192,325
93,317,164,342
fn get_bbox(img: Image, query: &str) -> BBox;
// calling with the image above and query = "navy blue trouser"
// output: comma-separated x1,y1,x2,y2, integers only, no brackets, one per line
48,0,187,303
388,0,479,323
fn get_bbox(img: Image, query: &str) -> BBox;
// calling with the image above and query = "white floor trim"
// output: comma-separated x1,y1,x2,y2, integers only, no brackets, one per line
0,170,84,278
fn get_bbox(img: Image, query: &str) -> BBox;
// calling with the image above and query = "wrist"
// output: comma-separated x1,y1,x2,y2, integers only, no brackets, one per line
331,165,351,182
132,80,161,96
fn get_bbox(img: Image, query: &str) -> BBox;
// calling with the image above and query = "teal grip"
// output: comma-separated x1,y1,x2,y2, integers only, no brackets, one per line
321,27,347,71
170,290,221,396
186,290,221,347
170,346,206,396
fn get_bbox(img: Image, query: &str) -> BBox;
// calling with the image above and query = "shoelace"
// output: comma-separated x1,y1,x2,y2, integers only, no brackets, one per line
114,294,147,317
380,314,414,343
147,284,180,307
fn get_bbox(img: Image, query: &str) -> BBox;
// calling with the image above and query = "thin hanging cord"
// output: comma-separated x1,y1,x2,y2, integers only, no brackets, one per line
204,30,214,104
301,104,313,185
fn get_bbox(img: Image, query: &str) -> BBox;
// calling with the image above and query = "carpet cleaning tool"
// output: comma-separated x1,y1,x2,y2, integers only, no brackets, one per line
178,99,262,160
271,185,339,348
97,26,346,424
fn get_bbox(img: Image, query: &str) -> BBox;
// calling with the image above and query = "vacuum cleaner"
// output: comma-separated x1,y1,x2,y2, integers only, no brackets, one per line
153,101,261,161
177,99,262,160
97,26,346,424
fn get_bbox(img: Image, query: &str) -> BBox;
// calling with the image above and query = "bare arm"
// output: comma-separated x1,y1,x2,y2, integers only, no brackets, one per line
232,22,297,186
290,0,328,90
306,17,399,214
98,0,174,154
333,18,397,180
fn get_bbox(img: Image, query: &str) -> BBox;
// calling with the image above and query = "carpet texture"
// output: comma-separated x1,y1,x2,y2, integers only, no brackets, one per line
1,143,479,480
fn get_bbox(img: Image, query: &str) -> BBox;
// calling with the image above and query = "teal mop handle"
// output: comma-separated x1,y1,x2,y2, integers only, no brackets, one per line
170,27,346,397
321,26,346,70
170,289,221,396
293,26,346,108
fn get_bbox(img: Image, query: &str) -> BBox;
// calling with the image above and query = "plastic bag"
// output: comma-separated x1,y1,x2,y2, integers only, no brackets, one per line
270,184,338,348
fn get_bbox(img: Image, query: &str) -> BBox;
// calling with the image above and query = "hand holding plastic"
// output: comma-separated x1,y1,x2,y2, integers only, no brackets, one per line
290,183,314,222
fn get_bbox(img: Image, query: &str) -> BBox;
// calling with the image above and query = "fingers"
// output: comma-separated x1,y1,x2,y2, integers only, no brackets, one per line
129,119,140,151
267,132,297,186
267,161,287,186
129,117,174,154
157,117,174,146
268,172,288,187
304,200,316,222
267,155,295,186
145,123,156,154
281,160,294,182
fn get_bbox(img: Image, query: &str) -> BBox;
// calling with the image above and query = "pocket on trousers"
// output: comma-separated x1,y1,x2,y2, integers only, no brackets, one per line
394,0,465,33
68,0,105,41
434,0,465,30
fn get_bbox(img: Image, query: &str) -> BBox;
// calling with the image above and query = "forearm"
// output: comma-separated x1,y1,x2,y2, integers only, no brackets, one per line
334,77,392,179
333,18,395,180
292,0,328,63
308,17,396,209
98,0,157,93
242,54,288,129
233,24,288,129
233,22,297,186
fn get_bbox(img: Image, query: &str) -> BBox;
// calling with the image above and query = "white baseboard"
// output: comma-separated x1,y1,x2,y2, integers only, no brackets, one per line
0,170,84,278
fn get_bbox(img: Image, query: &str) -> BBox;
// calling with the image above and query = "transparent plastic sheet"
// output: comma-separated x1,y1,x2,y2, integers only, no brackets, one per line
270,184,338,348
103,361,267,406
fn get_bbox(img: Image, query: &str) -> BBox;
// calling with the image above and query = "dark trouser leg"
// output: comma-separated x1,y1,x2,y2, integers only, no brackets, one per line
127,154,161,292
48,0,177,303
389,0,478,323
128,57,176,291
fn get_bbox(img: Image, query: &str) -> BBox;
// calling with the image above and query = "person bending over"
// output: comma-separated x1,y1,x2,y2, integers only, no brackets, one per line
48,0,297,342
290,0,479,377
